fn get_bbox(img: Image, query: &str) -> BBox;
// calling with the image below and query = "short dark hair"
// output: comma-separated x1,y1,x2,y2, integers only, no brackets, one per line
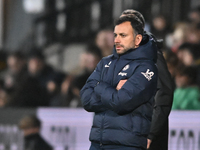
115,15,144,35
121,9,145,29
28,49,45,60
177,65,197,85
178,43,200,60
19,115,41,129
8,51,25,60
86,44,102,59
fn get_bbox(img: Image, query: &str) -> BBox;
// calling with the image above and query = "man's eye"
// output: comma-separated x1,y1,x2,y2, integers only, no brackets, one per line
121,34,126,37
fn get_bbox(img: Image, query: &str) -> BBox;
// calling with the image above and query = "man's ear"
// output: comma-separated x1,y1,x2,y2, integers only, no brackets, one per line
134,34,143,48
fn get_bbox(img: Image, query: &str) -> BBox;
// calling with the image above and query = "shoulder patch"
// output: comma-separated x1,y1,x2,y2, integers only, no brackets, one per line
141,69,154,81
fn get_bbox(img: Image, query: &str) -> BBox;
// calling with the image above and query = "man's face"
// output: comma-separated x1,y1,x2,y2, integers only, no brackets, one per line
114,21,136,54
28,58,44,75
7,56,24,74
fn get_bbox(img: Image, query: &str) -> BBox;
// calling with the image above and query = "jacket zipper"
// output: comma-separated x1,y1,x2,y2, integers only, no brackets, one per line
100,57,119,145
112,57,120,86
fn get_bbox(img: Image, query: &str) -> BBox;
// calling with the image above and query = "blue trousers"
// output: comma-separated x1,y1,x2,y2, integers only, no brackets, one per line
89,142,144,150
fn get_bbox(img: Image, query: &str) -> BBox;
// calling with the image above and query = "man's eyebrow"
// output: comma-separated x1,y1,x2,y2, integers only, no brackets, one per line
114,32,126,34
119,33,126,35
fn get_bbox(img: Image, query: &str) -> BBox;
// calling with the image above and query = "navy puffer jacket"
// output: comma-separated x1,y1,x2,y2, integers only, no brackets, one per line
80,34,158,149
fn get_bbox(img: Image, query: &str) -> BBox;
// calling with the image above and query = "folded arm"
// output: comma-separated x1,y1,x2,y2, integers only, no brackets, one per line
80,61,108,113
94,64,158,115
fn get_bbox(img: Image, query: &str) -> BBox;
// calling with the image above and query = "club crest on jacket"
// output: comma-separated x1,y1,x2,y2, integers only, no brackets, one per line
122,64,130,71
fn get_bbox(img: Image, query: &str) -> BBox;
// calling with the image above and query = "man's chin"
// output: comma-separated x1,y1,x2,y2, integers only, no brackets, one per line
116,49,125,54
116,51,123,55
116,50,121,54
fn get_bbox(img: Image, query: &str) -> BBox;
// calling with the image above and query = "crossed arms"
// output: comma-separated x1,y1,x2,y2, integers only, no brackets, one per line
80,61,157,115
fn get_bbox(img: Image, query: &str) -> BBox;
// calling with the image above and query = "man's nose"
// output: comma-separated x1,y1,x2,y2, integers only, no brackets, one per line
114,36,120,43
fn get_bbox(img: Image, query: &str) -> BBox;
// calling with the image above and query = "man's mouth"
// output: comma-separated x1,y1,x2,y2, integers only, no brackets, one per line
116,45,123,49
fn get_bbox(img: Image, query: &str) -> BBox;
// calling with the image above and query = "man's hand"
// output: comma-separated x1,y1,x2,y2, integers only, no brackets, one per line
147,139,152,149
116,79,127,90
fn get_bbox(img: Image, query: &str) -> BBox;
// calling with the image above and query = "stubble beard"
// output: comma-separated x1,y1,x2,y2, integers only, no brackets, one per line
116,45,134,54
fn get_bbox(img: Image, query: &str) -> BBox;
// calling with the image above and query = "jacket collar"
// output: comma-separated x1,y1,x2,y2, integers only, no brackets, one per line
113,34,157,63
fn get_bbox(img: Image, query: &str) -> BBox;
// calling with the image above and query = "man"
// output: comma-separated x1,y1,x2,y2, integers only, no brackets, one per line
81,15,158,150
19,115,53,150
121,9,174,150
4,52,48,107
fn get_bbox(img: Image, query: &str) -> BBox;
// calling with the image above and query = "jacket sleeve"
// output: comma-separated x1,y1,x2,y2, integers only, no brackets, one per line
80,61,108,113
94,63,157,115
148,51,174,141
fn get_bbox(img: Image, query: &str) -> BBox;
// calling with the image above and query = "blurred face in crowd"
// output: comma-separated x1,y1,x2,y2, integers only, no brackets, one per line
96,30,114,49
188,11,200,24
153,16,166,31
28,58,44,75
177,49,194,66
186,27,200,44
175,74,190,88
7,56,24,74
114,21,142,54
170,23,188,52
95,30,114,56
47,81,57,93
79,52,100,72
84,53,99,72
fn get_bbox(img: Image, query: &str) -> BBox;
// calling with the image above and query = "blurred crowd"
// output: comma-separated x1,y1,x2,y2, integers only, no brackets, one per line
0,6,200,110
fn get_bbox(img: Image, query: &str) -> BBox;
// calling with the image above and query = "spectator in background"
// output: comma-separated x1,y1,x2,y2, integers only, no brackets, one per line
177,43,200,87
150,15,171,46
28,50,59,89
164,50,179,81
172,66,200,110
48,75,74,107
4,52,48,107
0,89,8,107
46,79,62,106
18,115,52,150
69,74,89,107
188,6,200,27
177,43,200,66
0,79,8,107
0,50,7,80
46,74,66,106
28,49,66,106
185,24,200,44
68,44,102,107
95,29,114,57
49,44,102,107
4,52,26,91
168,22,189,53
78,44,102,75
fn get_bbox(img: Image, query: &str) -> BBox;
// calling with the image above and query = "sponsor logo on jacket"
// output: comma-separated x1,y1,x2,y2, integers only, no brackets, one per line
118,72,127,76
105,61,112,68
